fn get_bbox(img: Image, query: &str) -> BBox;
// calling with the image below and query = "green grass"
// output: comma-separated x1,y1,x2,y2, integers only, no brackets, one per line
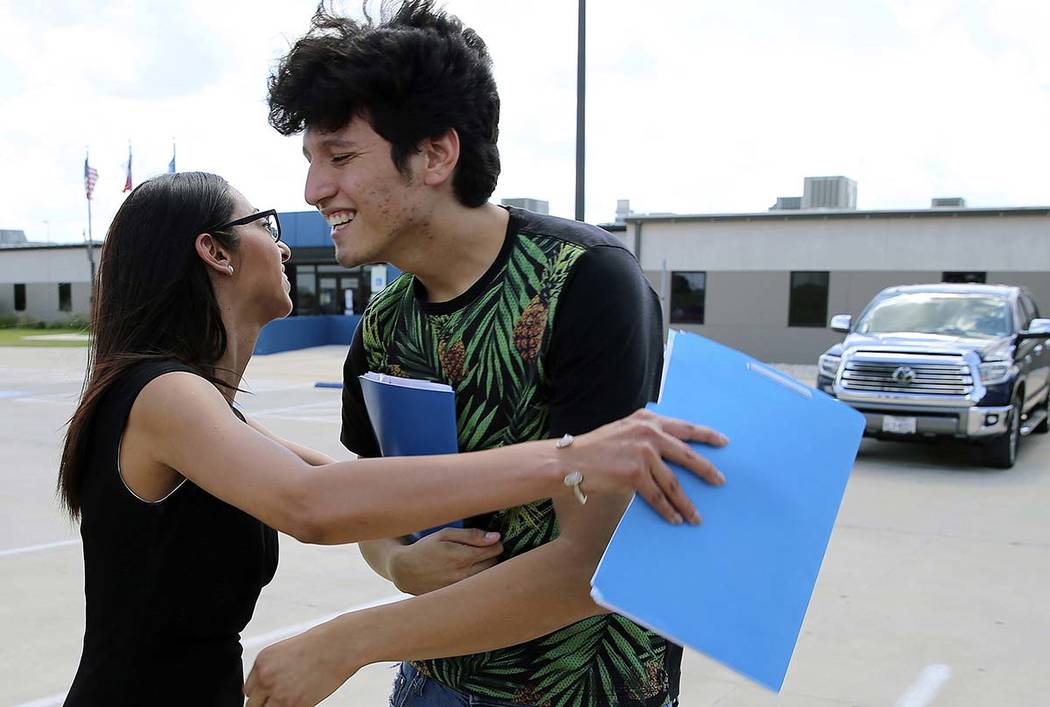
0,328,91,347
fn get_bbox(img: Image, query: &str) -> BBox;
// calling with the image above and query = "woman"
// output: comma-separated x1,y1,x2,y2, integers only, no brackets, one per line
61,172,726,705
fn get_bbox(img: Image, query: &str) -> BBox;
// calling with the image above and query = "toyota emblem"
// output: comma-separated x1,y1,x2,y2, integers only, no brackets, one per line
892,366,916,384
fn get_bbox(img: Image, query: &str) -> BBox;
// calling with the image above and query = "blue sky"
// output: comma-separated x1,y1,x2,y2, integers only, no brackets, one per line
1,0,1048,243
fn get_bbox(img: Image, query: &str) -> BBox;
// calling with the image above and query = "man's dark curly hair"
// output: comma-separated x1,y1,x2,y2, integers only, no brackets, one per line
268,0,501,208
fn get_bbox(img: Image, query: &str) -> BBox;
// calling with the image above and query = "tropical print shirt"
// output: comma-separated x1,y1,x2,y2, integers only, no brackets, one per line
341,208,676,706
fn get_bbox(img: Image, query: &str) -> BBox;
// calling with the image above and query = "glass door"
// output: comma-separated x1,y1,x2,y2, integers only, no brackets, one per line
318,274,363,314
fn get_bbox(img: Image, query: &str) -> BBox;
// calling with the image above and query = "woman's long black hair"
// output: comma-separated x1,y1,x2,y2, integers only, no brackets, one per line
59,172,240,518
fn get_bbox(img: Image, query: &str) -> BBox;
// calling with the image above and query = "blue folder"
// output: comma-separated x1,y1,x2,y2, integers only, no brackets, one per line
590,332,864,691
358,372,463,539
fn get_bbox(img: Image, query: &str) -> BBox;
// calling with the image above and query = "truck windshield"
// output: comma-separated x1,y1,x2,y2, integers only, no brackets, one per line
855,294,1012,339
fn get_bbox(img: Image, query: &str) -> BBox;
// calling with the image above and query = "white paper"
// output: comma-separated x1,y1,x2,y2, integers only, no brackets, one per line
361,371,453,393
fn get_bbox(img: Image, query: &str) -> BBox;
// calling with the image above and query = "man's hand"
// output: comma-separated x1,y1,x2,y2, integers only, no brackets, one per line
390,527,504,595
244,623,356,707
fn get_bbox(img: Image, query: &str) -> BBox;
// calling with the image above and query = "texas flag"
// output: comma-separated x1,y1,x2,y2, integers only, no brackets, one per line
123,143,133,192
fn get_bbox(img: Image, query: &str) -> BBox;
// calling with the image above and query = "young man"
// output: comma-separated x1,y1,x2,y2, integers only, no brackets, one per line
267,2,684,705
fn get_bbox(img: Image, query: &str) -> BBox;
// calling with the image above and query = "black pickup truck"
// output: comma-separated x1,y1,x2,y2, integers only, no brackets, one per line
816,284,1050,468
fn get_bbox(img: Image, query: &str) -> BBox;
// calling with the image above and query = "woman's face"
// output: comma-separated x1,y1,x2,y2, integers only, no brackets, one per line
224,189,293,323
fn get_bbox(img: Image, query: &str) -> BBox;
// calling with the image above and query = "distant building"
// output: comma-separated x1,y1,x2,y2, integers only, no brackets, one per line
0,242,101,322
500,197,549,215
623,200,1050,363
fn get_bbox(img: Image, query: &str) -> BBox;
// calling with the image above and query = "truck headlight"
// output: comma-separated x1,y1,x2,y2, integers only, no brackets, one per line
818,353,842,378
978,361,1011,384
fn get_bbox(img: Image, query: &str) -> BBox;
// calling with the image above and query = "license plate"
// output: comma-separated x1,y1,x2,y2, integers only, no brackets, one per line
882,415,917,434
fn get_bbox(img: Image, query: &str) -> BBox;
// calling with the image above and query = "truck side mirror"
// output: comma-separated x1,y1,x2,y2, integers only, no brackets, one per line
1018,318,1050,340
829,314,852,333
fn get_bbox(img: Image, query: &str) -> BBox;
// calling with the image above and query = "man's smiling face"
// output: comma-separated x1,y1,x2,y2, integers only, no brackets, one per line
303,116,428,268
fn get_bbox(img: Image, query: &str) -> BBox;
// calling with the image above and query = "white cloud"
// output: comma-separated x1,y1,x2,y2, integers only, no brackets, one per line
1,0,1047,244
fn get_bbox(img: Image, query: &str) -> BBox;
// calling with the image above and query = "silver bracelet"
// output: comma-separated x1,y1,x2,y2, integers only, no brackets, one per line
556,434,588,505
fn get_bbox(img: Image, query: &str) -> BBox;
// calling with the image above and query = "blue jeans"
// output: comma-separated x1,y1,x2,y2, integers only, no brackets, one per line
389,662,678,707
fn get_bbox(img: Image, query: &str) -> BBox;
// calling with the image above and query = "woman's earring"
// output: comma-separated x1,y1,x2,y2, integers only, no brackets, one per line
228,265,234,275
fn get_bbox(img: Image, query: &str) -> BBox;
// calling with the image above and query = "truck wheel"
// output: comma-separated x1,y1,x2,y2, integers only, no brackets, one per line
1035,390,1049,434
985,393,1021,469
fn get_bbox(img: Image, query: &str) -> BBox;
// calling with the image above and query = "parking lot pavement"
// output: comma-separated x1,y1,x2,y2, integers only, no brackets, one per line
2,346,1048,706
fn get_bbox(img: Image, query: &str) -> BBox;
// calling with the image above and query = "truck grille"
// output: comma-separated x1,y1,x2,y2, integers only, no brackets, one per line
840,353,975,397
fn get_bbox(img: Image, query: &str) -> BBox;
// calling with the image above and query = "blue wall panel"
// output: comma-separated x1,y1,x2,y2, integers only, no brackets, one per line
328,314,361,345
255,314,362,355
278,210,331,248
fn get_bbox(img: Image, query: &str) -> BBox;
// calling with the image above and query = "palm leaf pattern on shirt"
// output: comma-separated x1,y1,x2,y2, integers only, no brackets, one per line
359,234,669,706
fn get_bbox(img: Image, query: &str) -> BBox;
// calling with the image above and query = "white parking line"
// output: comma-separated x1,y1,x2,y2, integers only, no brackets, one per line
895,664,952,707
242,592,409,650
244,401,340,417
255,414,340,424
0,539,80,559
11,593,409,707
13,692,65,707
239,380,316,394
14,394,77,406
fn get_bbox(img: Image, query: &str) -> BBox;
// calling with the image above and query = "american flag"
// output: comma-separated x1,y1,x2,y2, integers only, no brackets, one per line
84,156,99,200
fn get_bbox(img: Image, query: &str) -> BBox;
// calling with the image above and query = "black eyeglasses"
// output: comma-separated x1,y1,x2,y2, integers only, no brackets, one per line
210,209,281,243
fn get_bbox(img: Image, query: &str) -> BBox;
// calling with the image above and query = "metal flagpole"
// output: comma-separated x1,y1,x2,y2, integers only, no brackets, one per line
85,154,97,306
85,205,96,304
575,0,586,222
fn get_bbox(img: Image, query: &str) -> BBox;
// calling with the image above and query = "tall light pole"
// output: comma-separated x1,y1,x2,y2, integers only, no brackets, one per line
575,0,586,222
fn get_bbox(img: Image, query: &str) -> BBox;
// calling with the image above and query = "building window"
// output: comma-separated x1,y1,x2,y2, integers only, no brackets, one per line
58,283,72,312
942,271,986,284
670,272,706,324
14,284,25,311
788,272,829,327
295,265,318,315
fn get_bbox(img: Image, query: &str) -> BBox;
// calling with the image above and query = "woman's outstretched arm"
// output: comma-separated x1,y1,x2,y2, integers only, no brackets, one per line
133,372,725,545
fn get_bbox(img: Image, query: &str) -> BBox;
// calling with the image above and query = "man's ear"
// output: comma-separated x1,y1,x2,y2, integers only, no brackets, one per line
419,128,460,188
195,233,235,277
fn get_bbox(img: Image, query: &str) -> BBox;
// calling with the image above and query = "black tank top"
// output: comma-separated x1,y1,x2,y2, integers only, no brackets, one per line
65,359,278,706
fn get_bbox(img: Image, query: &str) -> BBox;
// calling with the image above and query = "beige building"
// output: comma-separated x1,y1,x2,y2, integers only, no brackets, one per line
623,205,1050,364
0,242,101,323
